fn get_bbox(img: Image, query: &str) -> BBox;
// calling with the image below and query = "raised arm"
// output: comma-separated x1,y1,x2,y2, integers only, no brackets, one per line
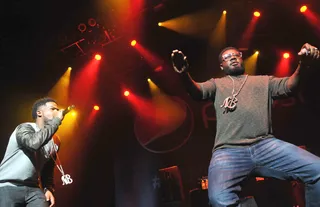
171,50,216,101
287,43,319,92
16,117,61,151
179,71,203,100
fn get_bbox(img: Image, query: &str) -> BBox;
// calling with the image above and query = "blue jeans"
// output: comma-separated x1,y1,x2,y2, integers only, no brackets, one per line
0,185,48,207
208,138,320,207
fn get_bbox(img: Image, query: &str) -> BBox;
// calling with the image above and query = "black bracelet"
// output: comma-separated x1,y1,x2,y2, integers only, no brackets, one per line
44,187,54,194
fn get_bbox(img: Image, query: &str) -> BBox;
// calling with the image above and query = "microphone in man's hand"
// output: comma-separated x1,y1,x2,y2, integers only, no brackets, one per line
62,105,75,116
172,51,186,68
171,50,189,73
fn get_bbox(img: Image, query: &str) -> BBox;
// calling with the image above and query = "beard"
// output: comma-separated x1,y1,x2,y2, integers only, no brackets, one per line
223,63,245,76
43,116,53,124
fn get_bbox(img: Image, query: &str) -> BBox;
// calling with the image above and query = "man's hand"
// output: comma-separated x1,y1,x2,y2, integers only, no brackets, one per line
45,190,55,207
171,50,189,73
298,43,320,62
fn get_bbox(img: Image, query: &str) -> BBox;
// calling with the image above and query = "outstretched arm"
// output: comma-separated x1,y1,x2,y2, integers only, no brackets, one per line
287,43,319,92
171,50,216,100
179,72,203,100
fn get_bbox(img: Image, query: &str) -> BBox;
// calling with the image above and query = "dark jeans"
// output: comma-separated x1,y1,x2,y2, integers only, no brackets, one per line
208,138,320,207
0,185,48,207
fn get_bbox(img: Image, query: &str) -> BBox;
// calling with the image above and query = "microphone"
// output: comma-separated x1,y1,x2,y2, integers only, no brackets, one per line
62,105,75,116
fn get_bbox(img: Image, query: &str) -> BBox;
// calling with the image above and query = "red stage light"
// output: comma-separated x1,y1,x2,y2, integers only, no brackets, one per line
254,11,261,17
283,53,290,59
124,90,130,96
95,54,101,60
131,40,137,47
300,5,307,13
93,105,100,111
154,66,163,72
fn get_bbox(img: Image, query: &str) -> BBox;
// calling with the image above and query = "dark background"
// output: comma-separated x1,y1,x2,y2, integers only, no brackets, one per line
1,0,320,206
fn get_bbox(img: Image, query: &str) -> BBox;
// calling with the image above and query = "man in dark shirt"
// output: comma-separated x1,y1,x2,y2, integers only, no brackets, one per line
171,43,320,206
0,97,65,207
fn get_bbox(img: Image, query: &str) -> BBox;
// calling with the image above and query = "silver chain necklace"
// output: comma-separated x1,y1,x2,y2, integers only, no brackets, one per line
50,141,73,186
220,75,248,113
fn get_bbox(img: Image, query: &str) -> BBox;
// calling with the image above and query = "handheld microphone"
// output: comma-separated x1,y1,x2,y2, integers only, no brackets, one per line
62,105,75,116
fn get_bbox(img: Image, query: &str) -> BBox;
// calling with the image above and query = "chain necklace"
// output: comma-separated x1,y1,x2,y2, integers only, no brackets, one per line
220,75,248,113
50,141,73,186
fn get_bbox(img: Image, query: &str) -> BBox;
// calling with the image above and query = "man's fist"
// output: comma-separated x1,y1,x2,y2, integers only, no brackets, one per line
298,43,319,60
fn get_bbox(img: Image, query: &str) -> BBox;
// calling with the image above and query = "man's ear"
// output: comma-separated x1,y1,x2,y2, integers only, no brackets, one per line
36,110,42,118
220,63,223,70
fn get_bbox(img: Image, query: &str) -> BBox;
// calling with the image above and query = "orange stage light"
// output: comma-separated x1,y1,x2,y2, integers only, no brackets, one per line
93,105,100,111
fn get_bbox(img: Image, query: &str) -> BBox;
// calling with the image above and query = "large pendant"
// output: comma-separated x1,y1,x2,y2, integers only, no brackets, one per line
220,95,238,113
61,174,73,185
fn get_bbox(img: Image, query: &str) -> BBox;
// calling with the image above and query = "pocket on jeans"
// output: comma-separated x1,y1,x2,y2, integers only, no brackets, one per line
210,152,229,166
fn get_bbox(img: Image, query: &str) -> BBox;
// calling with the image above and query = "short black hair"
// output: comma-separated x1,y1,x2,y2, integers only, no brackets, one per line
31,97,57,120
218,47,241,63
